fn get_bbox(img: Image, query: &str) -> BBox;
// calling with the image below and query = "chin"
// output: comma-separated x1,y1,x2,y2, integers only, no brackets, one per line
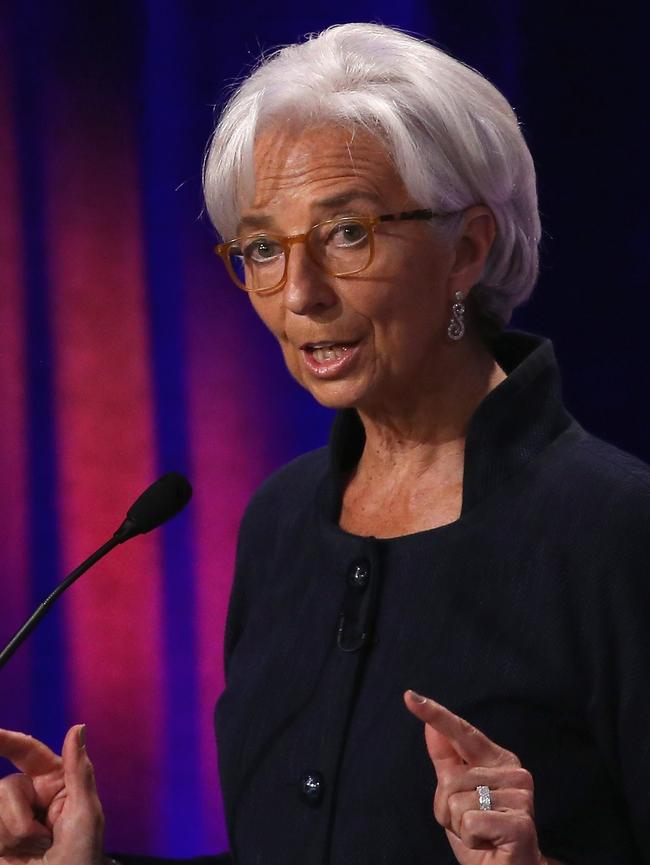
301,378,370,411
285,353,373,410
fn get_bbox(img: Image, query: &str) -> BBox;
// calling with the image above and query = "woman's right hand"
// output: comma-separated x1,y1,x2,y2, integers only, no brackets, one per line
0,724,105,864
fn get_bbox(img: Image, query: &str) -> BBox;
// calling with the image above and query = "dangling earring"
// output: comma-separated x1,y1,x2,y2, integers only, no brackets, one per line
447,291,466,341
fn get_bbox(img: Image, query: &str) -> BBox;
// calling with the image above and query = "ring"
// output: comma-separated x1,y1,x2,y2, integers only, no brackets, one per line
476,784,492,811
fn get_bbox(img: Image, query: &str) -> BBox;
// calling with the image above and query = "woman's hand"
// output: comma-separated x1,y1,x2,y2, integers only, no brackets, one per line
404,690,560,865
0,724,105,864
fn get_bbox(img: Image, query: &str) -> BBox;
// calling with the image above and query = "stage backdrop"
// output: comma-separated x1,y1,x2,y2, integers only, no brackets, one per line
1,1,648,857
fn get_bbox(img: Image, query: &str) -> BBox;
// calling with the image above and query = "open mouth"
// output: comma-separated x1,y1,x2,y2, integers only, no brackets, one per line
302,341,359,363
299,340,361,378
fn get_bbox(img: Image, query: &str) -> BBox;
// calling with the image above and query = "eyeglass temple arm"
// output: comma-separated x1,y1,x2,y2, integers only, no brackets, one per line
378,208,434,222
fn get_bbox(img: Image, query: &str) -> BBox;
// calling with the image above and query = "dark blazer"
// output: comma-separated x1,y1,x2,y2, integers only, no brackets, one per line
216,331,650,865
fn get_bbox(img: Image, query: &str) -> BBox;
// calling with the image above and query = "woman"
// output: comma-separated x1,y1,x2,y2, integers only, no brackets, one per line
1,21,649,865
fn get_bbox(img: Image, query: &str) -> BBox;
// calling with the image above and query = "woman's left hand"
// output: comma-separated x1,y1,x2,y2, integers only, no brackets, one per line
404,690,554,865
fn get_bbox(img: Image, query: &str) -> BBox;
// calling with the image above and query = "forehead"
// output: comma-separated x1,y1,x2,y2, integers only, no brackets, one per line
245,123,406,216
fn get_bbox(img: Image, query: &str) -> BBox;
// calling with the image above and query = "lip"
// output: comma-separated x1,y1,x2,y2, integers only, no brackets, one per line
299,340,361,379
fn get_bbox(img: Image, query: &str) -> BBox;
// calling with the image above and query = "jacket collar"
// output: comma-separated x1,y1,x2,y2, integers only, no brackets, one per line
325,330,574,521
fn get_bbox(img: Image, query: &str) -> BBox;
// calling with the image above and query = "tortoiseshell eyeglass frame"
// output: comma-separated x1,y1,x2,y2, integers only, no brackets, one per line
214,208,456,294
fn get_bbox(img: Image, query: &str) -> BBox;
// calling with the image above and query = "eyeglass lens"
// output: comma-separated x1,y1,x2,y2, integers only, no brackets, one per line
228,218,373,292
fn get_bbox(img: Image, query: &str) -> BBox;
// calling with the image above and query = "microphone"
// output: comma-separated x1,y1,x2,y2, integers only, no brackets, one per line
0,472,192,671
113,471,193,542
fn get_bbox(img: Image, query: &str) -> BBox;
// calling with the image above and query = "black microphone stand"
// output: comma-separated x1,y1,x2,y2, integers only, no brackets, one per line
0,472,191,673
0,535,120,672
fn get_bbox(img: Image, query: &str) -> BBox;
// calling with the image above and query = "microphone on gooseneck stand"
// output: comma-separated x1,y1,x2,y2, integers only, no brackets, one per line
0,472,192,672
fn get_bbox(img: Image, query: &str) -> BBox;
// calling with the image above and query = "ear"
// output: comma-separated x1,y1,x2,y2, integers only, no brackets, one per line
447,205,496,299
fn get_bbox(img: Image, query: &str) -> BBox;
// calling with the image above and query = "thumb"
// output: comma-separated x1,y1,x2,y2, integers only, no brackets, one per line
61,724,99,813
51,725,105,857
61,724,99,804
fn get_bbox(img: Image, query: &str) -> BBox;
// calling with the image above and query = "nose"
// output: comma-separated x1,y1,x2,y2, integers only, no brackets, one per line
282,243,339,318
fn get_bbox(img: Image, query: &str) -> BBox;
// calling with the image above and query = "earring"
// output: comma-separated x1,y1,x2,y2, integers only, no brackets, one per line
447,291,466,341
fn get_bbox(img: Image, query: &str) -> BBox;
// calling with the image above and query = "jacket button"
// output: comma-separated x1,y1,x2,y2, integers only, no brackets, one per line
300,771,324,805
348,560,370,591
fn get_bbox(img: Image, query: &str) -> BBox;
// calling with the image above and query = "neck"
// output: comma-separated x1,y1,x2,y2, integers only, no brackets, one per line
355,330,506,477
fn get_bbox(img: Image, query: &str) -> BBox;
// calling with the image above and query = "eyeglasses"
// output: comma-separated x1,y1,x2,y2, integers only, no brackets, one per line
214,208,454,295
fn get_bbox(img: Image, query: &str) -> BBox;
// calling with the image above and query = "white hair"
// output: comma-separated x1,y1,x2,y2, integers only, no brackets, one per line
203,22,541,326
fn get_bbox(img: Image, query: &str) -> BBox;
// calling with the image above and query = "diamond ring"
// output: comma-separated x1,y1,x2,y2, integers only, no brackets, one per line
476,785,492,810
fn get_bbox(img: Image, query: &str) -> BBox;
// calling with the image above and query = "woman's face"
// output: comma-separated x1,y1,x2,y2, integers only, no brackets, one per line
240,123,461,413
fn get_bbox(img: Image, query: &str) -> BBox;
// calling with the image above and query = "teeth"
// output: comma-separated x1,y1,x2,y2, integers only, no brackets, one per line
312,345,349,363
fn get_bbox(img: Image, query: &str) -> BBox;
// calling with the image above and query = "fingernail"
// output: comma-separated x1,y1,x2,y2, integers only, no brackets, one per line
78,724,87,749
408,690,428,704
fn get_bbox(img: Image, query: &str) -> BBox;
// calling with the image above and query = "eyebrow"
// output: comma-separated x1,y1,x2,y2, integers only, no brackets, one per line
237,189,384,234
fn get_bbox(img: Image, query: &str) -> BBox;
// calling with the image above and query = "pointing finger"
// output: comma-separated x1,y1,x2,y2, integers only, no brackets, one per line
404,691,520,769
0,729,62,777
403,692,463,774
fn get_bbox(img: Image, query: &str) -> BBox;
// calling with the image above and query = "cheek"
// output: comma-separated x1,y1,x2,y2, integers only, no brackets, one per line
361,284,444,365
362,245,448,334
249,296,304,375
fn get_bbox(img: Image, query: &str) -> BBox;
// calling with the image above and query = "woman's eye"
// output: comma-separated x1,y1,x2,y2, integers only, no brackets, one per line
330,221,369,246
243,238,283,263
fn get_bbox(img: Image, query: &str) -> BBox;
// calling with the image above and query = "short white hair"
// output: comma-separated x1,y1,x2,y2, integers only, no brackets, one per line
203,22,540,326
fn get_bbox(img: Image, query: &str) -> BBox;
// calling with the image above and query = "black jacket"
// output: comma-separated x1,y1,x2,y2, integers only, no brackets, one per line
216,331,650,865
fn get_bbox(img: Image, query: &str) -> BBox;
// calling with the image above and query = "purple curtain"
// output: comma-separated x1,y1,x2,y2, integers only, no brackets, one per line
1,1,648,857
